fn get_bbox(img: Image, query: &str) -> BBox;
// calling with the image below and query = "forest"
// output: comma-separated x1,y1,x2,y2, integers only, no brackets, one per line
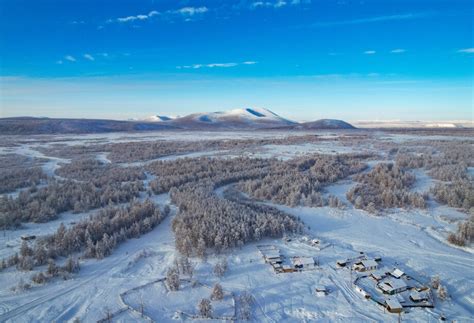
346,163,427,213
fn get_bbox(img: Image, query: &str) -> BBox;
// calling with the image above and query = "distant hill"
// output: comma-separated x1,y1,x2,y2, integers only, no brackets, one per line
0,117,178,135
0,109,359,134
296,119,356,130
145,107,297,129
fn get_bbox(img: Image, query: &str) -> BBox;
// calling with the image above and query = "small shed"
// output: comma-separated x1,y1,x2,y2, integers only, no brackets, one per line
391,268,405,279
292,256,315,269
385,298,403,313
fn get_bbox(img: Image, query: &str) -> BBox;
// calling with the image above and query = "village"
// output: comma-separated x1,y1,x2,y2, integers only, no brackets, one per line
256,233,441,318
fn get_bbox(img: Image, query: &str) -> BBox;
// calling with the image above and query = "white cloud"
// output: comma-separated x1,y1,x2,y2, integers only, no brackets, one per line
64,55,76,62
206,63,238,68
458,48,474,53
112,7,207,24
83,54,95,61
115,10,160,23
175,7,208,16
390,49,406,53
177,61,257,69
56,60,63,65
312,12,434,27
251,0,309,8
364,50,376,55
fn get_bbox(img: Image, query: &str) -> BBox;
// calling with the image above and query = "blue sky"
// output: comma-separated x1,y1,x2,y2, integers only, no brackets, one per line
0,0,472,121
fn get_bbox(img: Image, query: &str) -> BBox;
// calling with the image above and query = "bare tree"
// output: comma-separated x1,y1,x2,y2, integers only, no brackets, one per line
211,283,224,301
166,267,180,291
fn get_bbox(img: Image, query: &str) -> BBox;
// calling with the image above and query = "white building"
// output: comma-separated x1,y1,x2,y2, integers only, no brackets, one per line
352,259,379,272
385,298,403,313
391,268,405,279
378,278,408,295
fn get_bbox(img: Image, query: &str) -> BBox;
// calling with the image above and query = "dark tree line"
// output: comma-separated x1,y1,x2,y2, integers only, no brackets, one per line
38,134,345,163
0,179,144,228
346,163,426,213
171,182,304,256
1,199,168,276
147,157,274,194
0,167,46,194
0,153,48,193
238,154,368,207
395,141,473,182
55,158,146,185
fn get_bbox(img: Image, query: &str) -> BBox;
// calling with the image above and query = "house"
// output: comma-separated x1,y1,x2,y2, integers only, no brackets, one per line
391,268,405,279
378,278,408,295
352,259,378,272
371,270,385,281
292,256,315,269
315,286,329,296
409,291,429,302
385,298,403,313
263,250,282,264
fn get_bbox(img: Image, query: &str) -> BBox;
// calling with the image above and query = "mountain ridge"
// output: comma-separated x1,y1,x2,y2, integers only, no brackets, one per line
0,108,357,134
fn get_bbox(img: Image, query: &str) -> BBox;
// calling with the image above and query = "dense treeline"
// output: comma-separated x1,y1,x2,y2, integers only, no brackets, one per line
39,134,361,163
147,157,274,194
0,179,143,228
171,183,304,256
0,154,48,193
2,200,167,274
107,135,347,163
431,180,474,211
0,167,46,194
238,154,368,207
346,163,426,213
395,142,473,181
55,158,145,184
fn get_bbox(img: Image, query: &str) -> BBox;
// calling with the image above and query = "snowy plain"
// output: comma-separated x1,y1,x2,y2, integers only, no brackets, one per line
0,130,473,322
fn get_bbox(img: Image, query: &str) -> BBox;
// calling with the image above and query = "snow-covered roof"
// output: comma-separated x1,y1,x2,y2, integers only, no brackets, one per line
385,278,407,290
410,291,427,301
386,298,402,310
391,268,405,278
263,250,281,259
371,270,385,280
292,257,314,266
361,259,378,268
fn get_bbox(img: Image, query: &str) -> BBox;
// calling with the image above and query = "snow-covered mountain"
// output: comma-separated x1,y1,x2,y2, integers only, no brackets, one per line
143,115,176,122
143,108,360,130
148,107,297,129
